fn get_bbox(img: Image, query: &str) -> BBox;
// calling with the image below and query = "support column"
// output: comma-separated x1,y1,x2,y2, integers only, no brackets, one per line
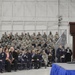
69,22,75,60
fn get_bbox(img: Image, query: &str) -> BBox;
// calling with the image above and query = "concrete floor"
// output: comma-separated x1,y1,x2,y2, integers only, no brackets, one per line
0,67,51,75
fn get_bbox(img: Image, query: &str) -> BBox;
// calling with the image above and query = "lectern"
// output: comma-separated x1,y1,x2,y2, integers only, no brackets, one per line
69,22,75,60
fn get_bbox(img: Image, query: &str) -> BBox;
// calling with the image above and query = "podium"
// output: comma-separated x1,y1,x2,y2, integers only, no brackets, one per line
69,22,75,60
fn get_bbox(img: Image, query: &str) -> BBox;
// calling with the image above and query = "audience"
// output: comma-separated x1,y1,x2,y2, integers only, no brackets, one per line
0,32,72,73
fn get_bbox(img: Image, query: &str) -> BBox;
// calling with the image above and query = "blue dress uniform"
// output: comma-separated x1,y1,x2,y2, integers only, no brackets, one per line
0,52,6,73
56,48,62,62
1,52,6,71
0,52,3,72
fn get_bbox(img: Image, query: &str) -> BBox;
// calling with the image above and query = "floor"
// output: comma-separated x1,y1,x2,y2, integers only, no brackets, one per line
0,67,51,75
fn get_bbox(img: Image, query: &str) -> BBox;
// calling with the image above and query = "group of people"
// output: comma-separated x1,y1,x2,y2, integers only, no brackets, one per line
0,31,58,73
56,45,72,63
0,32,59,51
0,32,72,73
0,46,55,73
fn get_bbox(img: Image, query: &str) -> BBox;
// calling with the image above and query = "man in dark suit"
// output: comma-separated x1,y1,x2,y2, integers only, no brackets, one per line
65,47,72,62
26,50,32,69
60,46,66,63
37,50,42,68
32,50,38,69
10,47,18,71
56,45,63,62
51,47,55,62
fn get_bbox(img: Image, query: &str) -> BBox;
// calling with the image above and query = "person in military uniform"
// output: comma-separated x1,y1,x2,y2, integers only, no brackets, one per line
0,47,6,73
54,32,59,42
42,32,47,40
48,31,53,42
32,38,36,48
42,50,48,68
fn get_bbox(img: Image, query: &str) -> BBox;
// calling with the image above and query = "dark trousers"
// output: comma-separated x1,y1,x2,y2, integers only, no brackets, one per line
32,61,40,69
5,60,11,72
57,57,61,62
0,61,2,72
12,59,18,71
65,53,71,62
37,61,41,68
27,61,32,69
61,58,65,63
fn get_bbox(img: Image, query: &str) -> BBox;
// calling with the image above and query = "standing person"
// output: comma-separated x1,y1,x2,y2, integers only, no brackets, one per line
10,47,18,71
60,46,66,63
1,48,6,72
0,47,6,73
65,47,72,62
5,48,13,72
42,50,48,68
56,45,62,62
51,46,55,62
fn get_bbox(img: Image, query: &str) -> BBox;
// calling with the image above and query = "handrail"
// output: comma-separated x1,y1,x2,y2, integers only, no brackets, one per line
55,30,66,45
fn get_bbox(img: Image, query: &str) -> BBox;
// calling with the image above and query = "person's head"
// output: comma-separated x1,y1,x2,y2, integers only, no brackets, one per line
49,31,52,35
62,46,65,49
24,50,27,54
56,32,58,35
0,47,2,53
32,46,34,49
38,32,40,35
5,48,9,53
15,50,17,53
37,50,40,54
10,47,14,52
44,32,46,34
33,33,35,35
42,50,46,54
32,50,35,54
59,45,62,49
67,47,69,49
28,50,31,53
